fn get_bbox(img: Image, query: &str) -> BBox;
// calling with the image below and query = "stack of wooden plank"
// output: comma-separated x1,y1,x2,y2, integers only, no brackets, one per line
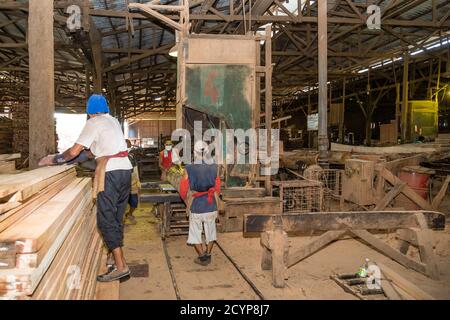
11,102,29,163
0,117,13,155
0,154,20,174
0,166,106,300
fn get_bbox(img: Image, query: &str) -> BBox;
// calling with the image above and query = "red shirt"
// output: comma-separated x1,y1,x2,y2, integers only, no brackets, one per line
160,150,172,169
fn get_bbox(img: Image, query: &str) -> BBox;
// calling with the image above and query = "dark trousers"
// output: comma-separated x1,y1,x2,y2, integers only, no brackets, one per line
97,170,132,251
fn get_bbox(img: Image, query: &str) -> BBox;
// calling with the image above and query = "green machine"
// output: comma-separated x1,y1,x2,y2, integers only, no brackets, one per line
407,100,439,141
178,33,273,187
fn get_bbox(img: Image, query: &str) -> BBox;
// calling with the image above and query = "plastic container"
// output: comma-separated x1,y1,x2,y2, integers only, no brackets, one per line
396,167,430,210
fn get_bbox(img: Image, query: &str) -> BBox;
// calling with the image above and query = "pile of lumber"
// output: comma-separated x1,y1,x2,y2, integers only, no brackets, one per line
0,154,20,174
0,166,106,300
12,102,29,162
0,117,13,155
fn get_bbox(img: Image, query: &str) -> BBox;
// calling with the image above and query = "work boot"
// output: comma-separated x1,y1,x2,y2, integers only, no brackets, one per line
194,253,209,266
97,266,131,282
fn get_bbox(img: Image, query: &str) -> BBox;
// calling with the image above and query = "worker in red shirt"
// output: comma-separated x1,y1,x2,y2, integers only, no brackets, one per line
159,140,175,181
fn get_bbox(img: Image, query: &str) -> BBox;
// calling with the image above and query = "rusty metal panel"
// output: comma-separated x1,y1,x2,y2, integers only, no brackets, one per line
185,64,254,130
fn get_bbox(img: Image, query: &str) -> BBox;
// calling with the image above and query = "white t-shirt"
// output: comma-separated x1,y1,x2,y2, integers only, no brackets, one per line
76,114,132,172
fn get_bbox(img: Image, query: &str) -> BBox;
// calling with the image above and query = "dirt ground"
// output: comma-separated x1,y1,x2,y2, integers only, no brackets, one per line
119,197,450,300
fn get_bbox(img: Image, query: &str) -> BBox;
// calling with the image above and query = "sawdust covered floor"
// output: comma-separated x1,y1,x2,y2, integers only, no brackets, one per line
120,202,450,300
120,203,259,300
120,203,176,300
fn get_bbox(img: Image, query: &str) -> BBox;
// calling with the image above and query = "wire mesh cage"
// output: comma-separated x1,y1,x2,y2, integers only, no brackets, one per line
272,180,325,214
303,166,344,200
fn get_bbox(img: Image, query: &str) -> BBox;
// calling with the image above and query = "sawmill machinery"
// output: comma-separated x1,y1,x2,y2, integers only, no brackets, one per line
131,1,281,233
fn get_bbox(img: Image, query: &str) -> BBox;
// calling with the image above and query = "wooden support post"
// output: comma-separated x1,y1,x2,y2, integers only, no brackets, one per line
264,25,273,195
401,54,409,142
432,175,450,210
85,66,91,99
89,19,104,93
271,227,288,288
414,213,440,280
338,78,345,143
260,232,272,270
317,0,329,166
259,216,288,288
28,0,55,169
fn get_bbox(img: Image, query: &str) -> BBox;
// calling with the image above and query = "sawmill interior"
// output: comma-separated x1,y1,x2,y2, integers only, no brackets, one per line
0,0,450,303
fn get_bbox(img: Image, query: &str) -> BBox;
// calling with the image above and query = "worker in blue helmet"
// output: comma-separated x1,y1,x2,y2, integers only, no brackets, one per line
39,94,133,283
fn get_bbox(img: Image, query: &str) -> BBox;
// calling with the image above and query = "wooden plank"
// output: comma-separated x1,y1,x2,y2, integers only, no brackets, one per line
431,175,450,210
414,213,440,280
0,165,75,201
0,202,21,215
244,211,445,234
0,161,16,174
16,194,92,269
374,182,406,211
380,168,433,210
377,263,436,300
0,178,91,254
0,170,76,233
0,154,20,161
31,205,96,300
0,192,92,296
287,231,346,267
380,276,403,300
95,248,120,300
350,229,427,276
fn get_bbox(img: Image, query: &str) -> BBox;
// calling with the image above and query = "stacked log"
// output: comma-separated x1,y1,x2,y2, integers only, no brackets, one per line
0,117,13,155
11,101,29,164
0,166,111,300
0,154,20,174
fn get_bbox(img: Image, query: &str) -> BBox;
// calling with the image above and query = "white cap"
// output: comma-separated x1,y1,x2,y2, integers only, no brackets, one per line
194,140,208,154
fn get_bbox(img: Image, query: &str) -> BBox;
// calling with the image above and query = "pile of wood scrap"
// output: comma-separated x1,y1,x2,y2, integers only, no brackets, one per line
0,166,107,300
0,154,20,174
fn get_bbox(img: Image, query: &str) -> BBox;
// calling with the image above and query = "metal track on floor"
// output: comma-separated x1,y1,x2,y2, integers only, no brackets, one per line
161,237,266,300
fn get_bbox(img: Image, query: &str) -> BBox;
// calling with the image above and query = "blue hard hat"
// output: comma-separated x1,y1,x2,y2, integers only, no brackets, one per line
86,94,110,115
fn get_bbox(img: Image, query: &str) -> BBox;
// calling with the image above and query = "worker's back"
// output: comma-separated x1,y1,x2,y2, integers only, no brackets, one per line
77,114,131,172
186,163,218,213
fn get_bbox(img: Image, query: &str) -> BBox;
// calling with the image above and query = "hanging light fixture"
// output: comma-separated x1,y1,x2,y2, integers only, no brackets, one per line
169,31,180,58
169,44,179,58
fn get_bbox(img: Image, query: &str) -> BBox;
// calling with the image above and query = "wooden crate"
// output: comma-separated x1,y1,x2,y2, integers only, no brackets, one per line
343,159,376,206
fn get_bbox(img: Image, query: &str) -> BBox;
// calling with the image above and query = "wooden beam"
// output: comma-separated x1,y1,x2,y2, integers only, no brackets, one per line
287,230,346,267
374,181,406,211
380,168,433,210
377,262,436,300
244,211,445,233
349,229,427,276
28,0,55,168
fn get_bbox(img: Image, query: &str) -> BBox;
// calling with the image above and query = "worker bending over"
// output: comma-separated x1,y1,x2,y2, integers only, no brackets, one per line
39,94,132,282
180,141,221,266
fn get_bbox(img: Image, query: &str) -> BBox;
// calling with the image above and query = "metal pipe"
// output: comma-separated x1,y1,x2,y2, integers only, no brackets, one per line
318,0,329,166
